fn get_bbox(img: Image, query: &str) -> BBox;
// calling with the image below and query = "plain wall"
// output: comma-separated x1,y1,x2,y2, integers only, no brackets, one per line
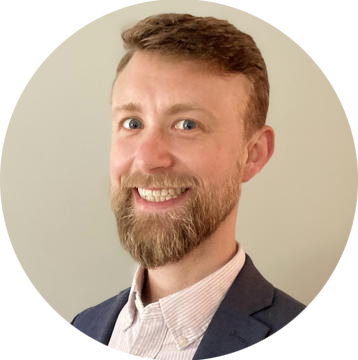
1,0,357,322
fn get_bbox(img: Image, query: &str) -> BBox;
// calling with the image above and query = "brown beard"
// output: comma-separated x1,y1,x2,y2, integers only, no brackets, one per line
111,166,241,269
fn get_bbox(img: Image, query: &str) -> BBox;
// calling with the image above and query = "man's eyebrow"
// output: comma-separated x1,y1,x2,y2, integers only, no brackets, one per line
113,102,216,120
113,102,142,113
165,103,214,118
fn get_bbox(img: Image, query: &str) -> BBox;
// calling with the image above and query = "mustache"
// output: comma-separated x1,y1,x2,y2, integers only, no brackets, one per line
119,171,201,189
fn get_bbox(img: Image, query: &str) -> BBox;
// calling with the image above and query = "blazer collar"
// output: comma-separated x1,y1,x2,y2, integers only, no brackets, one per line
192,255,274,359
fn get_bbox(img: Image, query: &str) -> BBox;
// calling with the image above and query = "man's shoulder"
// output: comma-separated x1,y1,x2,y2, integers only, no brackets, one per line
253,288,358,360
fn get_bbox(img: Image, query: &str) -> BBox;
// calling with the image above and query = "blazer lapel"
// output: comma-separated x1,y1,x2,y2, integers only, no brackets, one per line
193,255,274,360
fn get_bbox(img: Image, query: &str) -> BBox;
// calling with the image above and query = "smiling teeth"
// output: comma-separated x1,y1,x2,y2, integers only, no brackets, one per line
137,188,186,202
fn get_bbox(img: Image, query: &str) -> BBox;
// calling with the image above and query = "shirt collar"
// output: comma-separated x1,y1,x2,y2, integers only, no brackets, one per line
119,244,245,349
117,265,146,330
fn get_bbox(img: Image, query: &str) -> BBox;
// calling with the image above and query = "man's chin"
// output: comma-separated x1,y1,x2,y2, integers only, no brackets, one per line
118,215,202,269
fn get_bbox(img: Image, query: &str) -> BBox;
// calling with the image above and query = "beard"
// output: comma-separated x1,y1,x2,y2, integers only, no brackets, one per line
111,164,242,269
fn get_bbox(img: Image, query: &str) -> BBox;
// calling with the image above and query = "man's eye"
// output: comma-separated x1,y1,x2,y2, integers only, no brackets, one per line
123,118,142,129
175,119,197,130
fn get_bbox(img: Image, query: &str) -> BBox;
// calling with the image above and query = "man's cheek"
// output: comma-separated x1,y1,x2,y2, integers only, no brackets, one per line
110,156,127,187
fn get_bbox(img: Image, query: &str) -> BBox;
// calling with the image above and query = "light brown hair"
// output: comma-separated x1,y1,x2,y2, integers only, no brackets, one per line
116,13,269,136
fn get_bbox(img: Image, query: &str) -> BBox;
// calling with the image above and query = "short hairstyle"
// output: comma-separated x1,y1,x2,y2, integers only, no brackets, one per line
116,13,269,136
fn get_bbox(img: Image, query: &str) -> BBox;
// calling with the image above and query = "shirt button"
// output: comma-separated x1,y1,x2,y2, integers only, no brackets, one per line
177,335,188,347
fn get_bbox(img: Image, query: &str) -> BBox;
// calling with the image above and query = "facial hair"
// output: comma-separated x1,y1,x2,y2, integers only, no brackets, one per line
111,165,242,269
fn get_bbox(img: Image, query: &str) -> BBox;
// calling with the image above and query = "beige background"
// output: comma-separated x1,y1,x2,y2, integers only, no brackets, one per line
1,0,357,323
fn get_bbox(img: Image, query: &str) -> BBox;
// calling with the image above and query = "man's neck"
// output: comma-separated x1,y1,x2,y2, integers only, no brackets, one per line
141,209,238,305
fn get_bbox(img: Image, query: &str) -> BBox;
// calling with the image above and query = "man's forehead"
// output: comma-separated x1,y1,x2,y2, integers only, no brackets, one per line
112,51,252,123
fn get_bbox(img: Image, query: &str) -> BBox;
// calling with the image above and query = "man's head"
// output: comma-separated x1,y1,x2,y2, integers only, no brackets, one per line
110,14,274,269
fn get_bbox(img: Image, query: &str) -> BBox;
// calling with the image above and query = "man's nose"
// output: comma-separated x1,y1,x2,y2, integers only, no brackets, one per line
134,130,175,173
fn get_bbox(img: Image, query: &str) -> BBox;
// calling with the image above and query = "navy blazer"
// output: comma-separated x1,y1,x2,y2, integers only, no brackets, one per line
72,256,305,359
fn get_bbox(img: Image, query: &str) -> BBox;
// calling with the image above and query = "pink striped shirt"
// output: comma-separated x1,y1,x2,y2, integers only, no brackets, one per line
108,245,245,359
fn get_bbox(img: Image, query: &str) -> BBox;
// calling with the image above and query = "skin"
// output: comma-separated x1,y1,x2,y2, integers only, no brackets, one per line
110,51,274,304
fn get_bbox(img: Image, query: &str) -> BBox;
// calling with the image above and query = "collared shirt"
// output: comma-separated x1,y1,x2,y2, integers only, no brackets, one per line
108,245,245,360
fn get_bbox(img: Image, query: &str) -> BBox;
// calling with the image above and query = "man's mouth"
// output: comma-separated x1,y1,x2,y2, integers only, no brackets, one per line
136,187,188,202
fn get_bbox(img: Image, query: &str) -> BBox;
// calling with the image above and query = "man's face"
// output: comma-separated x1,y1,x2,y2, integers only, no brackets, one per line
110,51,251,268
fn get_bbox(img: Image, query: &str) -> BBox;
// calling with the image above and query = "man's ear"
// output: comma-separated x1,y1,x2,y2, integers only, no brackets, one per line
241,125,275,183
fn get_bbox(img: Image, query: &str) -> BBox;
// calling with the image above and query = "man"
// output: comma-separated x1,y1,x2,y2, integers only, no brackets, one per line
72,13,305,359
